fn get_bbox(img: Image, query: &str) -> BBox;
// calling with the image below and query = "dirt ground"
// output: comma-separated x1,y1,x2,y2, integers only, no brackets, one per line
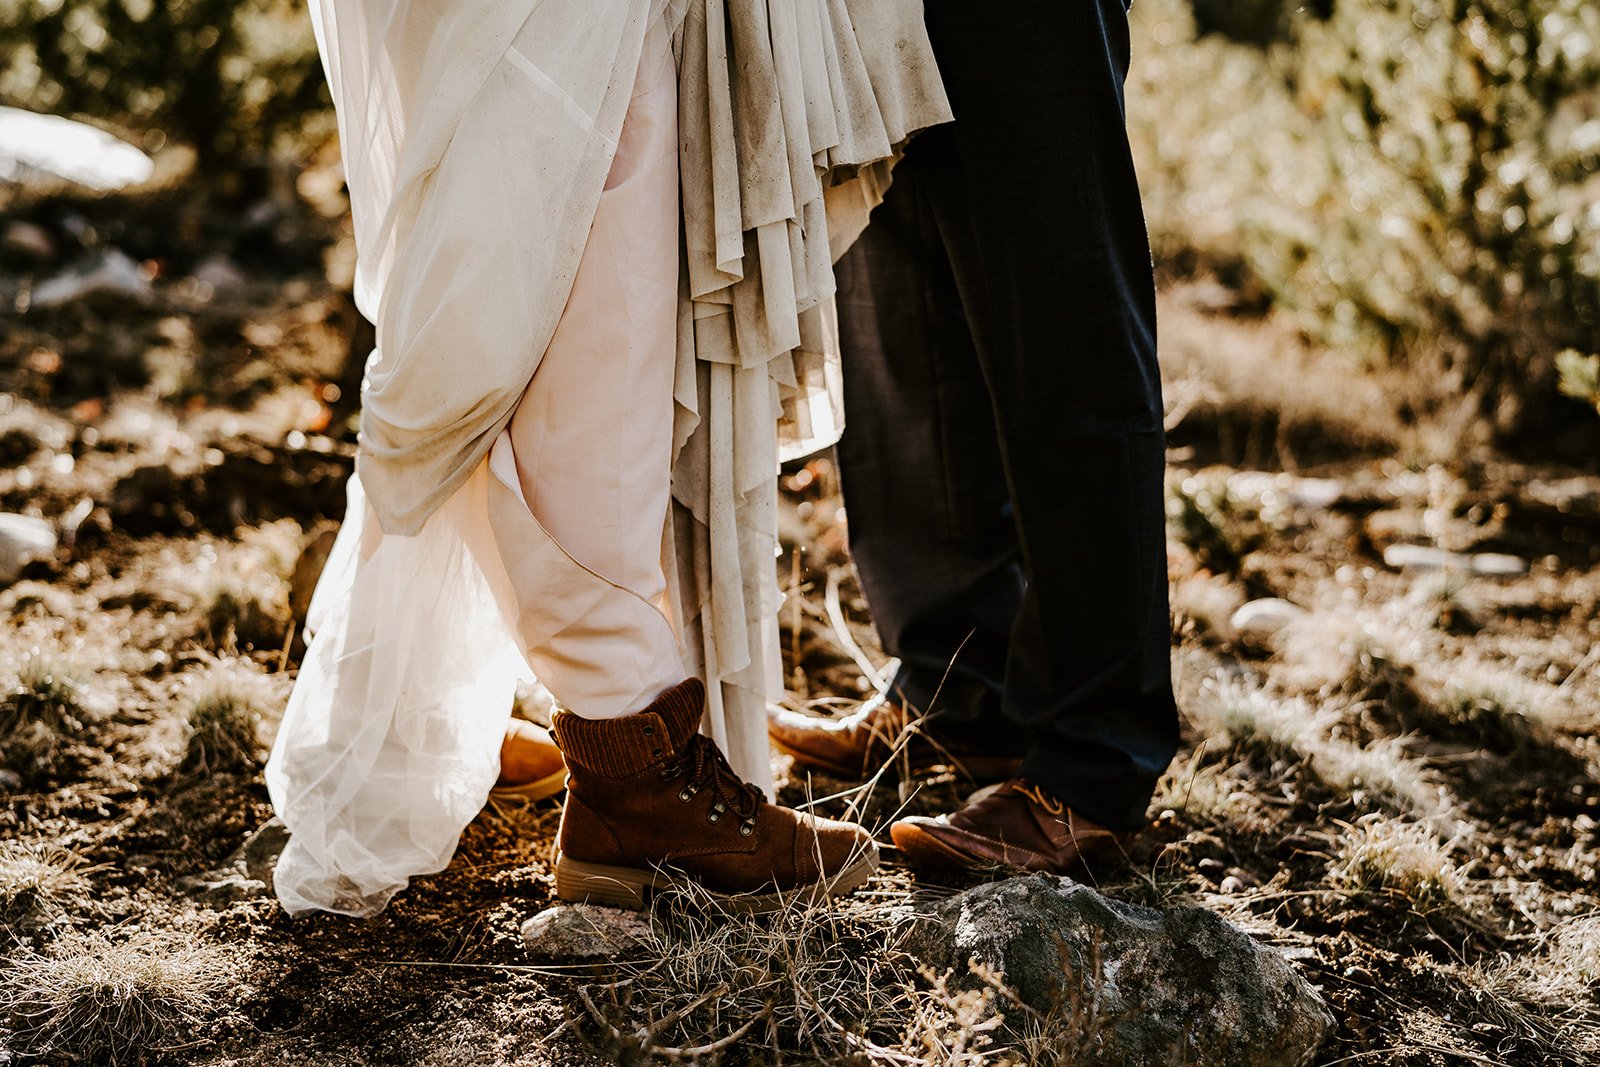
1,182,1598,1066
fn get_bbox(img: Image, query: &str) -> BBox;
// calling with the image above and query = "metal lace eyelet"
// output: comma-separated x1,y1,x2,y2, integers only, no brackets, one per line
652,747,663,758
679,786,695,803
739,821,755,837
643,724,654,736
712,800,726,814
707,809,721,823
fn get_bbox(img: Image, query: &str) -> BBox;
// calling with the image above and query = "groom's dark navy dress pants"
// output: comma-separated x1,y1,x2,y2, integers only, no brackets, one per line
832,0,1179,830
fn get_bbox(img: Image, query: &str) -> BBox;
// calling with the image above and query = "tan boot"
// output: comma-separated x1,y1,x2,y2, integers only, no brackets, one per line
767,693,1023,784
891,778,1136,876
550,678,877,912
490,719,568,801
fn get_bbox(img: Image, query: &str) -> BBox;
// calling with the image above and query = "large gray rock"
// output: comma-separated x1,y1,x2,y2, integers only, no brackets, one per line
905,875,1333,1067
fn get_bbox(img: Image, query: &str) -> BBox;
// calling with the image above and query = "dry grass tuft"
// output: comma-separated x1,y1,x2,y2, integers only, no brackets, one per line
0,929,233,1066
1429,662,1565,754
1170,573,1246,645
554,820,1078,1064
1482,913,1600,1055
1186,675,1448,819
1330,815,1464,913
0,843,95,928
568,880,924,1062
0,644,101,777
1187,675,1312,763
177,655,281,774
1164,469,1269,574
180,539,293,652
1307,735,1450,821
1274,612,1417,701
1153,760,1259,826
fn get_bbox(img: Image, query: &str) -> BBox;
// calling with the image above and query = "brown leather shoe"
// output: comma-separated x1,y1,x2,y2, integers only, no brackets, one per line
490,719,567,801
767,693,1023,784
551,678,878,912
891,778,1135,876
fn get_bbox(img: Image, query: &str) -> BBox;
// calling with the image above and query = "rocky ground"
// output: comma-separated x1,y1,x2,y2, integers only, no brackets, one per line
1,178,1598,1065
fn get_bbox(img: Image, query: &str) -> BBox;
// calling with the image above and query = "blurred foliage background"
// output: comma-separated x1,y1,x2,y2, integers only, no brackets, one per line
1131,0,1600,441
2,0,1597,442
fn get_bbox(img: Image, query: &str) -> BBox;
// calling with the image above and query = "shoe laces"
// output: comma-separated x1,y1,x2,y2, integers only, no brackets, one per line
1014,780,1065,816
660,733,763,835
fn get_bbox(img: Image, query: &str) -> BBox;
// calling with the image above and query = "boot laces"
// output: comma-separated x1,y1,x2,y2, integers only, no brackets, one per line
1014,781,1065,815
663,733,763,832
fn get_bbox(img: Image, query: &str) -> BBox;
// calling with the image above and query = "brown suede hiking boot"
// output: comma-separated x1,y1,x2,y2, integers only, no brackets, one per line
891,778,1135,876
550,678,878,912
489,719,567,801
767,693,1023,784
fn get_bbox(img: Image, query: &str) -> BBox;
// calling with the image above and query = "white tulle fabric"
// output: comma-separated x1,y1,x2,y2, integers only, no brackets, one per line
267,458,529,917
266,0,951,917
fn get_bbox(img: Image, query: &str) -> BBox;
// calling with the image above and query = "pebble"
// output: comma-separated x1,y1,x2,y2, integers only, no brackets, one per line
0,106,154,191
1382,543,1527,576
0,512,57,585
1230,597,1308,639
30,248,153,309
2,220,54,260
521,903,653,960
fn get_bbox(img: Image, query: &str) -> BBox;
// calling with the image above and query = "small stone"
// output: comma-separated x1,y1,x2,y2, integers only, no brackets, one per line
1226,867,1261,888
0,107,154,191
1186,830,1227,861
1230,598,1308,639
1382,543,1527,577
232,818,291,882
1468,552,1527,577
178,872,269,905
905,875,1333,1067
1285,477,1344,510
1197,857,1227,880
29,248,153,309
175,819,288,906
3,220,54,260
192,254,248,295
0,513,56,585
521,903,653,960
0,768,23,791
1220,875,1247,894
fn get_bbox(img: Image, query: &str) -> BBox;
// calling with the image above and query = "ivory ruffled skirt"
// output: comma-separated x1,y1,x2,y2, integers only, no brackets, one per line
265,0,952,917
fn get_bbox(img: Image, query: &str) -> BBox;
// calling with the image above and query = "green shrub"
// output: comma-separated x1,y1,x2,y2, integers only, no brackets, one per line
1131,0,1600,433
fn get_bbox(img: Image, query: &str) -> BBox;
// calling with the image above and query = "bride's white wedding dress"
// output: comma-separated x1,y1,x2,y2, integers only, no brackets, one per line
265,0,951,917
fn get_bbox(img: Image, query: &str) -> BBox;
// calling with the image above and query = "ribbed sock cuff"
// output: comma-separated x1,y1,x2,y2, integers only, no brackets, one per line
551,677,704,778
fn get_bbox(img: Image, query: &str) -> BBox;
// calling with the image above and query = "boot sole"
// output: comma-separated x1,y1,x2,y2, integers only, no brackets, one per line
889,821,989,871
891,820,1134,877
768,736,1022,785
553,846,879,914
